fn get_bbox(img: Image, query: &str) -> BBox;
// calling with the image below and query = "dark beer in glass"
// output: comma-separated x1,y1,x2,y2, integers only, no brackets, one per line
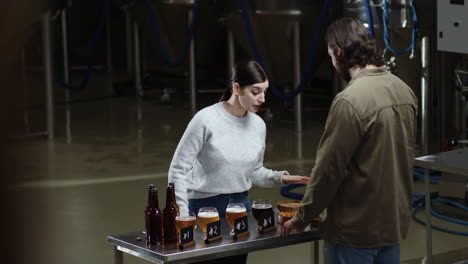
251,199,273,227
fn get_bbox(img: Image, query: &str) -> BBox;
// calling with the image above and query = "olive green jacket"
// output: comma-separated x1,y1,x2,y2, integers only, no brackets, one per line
292,66,418,248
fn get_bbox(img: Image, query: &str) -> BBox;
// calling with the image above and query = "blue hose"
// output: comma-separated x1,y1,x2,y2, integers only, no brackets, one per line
412,194,468,236
239,0,333,100
281,184,306,200
412,207,468,236
382,0,418,55
143,0,200,66
363,0,375,38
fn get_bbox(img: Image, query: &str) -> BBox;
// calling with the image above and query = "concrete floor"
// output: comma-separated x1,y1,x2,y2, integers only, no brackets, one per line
6,93,468,264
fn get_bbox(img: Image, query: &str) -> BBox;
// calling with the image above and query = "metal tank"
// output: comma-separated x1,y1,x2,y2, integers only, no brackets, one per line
127,0,228,115
216,0,327,88
216,0,332,136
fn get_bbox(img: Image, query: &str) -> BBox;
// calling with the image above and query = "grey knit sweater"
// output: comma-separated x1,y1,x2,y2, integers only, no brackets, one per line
168,102,287,214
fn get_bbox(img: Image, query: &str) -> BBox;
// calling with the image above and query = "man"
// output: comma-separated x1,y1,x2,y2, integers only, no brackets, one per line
281,17,418,264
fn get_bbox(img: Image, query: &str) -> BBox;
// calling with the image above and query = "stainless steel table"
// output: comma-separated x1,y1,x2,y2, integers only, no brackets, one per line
108,213,320,264
414,148,468,264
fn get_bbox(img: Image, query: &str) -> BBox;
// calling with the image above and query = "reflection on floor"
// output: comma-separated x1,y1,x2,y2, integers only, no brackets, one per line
9,96,468,264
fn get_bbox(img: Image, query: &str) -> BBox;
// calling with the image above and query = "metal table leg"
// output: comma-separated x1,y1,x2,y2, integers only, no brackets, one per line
313,241,319,264
114,246,123,264
424,168,432,264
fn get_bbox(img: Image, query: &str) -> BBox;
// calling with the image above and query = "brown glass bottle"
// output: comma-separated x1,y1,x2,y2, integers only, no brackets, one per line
148,188,164,245
145,184,154,241
168,182,180,214
163,184,178,243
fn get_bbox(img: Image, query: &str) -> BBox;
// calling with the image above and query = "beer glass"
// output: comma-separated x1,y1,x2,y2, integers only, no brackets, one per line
197,207,219,239
251,199,273,229
175,211,196,243
225,203,247,236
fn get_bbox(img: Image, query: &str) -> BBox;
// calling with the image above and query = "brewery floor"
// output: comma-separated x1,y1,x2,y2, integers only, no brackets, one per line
7,79,468,264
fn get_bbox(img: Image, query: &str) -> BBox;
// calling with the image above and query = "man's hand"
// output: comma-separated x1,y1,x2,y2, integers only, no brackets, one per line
281,219,307,237
282,175,309,185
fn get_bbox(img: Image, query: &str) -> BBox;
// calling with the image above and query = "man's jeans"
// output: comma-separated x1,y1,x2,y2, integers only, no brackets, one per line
325,241,400,264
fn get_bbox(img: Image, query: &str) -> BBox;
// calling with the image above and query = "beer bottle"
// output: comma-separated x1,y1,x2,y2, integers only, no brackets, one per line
163,184,178,243
168,182,180,214
144,184,154,242
148,188,164,245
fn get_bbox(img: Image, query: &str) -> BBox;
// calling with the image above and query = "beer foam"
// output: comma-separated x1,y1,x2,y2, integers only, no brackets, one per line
176,216,196,221
198,212,219,218
226,207,247,213
251,204,272,209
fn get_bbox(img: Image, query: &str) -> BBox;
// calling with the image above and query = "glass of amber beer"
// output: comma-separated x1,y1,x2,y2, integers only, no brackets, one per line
251,199,273,229
175,211,196,243
225,203,248,236
197,207,219,239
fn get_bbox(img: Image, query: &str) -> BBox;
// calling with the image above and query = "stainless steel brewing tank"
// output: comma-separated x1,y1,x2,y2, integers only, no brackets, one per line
217,0,329,88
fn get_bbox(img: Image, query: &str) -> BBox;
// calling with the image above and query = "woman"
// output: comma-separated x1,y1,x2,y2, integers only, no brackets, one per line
168,60,308,263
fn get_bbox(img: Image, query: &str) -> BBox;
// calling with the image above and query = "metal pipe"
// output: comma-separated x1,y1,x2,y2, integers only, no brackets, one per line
125,10,133,74
227,30,235,75
21,46,30,134
189,8,196,116
293,22,302,159
421,36,429,154
454,84,460,138
61,9,70,102
439,52,447,149
462,95,467,138
106,5,113,96
41,11,55,140
133,22,142,96
61,9,72,144
293,22,302,133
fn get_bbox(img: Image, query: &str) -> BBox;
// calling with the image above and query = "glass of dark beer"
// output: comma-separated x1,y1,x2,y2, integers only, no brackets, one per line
251,199,273,229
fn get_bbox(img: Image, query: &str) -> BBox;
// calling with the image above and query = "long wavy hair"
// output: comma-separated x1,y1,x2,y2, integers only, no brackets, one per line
219,60,267,102
325,17,384,71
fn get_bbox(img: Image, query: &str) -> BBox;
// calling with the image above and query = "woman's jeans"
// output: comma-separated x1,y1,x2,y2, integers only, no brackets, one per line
188,191,250,264
188,191,251,216
324,241,400,264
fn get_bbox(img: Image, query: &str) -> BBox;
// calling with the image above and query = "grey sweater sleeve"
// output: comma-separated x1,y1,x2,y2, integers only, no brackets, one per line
250,124,288,187
168,113,206,215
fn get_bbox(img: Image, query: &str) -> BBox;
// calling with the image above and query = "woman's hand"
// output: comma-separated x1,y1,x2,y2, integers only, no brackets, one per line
282,175,309,185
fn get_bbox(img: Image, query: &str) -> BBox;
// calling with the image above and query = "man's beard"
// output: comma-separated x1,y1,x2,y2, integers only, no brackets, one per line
336,61,352,83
